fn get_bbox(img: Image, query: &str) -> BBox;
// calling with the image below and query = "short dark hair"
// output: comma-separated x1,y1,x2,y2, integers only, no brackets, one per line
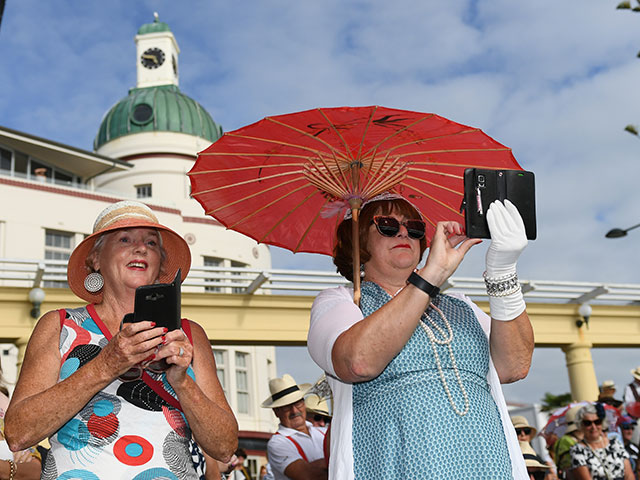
235,448,247,459
333,199,427,281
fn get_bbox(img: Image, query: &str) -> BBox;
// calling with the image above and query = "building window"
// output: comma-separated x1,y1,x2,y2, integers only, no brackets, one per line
231,260,246,294
44,230,74,287
0,147,11,172
0,144,78,185
235,351,250,415
203,256,223,292
136,184,152,198
213,349,227,396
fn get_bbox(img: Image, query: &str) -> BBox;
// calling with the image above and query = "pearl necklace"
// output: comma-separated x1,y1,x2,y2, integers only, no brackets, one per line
419,303,470,416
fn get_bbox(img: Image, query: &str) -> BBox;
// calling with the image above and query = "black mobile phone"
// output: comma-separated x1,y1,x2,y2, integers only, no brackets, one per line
462,168,537,240
123,269,181,331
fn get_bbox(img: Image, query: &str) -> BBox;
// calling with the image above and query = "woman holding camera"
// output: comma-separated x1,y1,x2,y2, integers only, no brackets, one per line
5,201,237,479
308,193,534,479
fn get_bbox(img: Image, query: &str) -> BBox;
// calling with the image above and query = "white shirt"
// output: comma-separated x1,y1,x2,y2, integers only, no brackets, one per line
625,380,640,406
307,285,528,480
266,421,325,480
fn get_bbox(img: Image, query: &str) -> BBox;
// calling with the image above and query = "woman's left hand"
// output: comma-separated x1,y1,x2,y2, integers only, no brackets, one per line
155,329,193,386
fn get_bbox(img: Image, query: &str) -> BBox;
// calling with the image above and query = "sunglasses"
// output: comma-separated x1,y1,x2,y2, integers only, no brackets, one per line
582,419,602,427
313,414,331,424
530,471,547,480
621,424,636,430
371,216,426,240
516,427,532,436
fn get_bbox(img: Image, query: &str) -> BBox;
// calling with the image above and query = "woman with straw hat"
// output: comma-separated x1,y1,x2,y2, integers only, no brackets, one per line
4,201,237,478
308,193,534,479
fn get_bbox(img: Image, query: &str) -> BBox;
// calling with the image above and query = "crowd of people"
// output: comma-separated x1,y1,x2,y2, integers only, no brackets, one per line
516,376,640,480
0,195,630,480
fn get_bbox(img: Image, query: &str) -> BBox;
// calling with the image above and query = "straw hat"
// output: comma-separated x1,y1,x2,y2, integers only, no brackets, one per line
261,374,308,408
67,201,191,303
304,394,331,417
600,380,617,391
510,415,538,437
519,441,550,470
565,405,582,434
631,366,640,382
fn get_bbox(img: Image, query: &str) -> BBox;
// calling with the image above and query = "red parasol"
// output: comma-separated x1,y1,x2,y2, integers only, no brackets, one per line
541,402,620,439
188,105,523,303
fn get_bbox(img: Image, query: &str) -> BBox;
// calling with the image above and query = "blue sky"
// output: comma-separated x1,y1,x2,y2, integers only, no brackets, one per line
2,1,640,406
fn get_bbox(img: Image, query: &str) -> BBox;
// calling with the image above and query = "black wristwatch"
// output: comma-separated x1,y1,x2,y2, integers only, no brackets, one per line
407,271,440,298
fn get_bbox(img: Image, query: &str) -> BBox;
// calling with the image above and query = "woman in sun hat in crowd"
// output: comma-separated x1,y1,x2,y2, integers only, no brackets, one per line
308,192,534,479
304,394,331,432
512,415,558,479
4,200,237,479
512,415,538,446
520,440,552,480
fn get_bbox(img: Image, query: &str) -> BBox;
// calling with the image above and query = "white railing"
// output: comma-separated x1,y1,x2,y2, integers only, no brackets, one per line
1,258,639,305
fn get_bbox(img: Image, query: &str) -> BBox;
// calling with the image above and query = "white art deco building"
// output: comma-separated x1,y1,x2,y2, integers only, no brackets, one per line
0,15,278,474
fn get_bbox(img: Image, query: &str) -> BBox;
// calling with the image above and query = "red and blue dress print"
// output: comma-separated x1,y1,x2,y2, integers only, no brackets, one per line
41,305,200,480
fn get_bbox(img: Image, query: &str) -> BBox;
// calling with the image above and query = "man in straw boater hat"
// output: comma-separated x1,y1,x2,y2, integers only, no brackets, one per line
261,374,327,480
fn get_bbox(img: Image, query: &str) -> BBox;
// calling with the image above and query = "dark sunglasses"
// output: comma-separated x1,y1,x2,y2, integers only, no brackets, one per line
582,419,602,427
621,424,636,430
371,216,426,240
531,471,547,480
313,414,331,423
516,427,532,436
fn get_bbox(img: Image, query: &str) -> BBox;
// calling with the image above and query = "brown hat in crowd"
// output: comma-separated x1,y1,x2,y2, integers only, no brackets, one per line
67,201,191,303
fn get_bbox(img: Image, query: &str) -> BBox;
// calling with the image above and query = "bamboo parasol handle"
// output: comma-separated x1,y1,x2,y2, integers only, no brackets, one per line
352,207,361,306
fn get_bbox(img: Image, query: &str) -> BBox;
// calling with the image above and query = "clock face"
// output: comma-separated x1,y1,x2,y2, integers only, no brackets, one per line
141,47,165,69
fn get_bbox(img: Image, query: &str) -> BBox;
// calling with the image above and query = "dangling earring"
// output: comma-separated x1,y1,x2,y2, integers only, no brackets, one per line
84,272,104,293
360,264,365,278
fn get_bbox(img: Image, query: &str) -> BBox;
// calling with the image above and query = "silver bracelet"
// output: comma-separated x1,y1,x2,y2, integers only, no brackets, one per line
483,271,521,297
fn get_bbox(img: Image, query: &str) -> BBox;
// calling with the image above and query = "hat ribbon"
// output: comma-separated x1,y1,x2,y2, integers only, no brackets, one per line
271,385,300,402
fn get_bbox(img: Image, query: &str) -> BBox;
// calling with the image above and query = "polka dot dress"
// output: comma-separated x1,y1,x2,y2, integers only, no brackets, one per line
352,282,511,479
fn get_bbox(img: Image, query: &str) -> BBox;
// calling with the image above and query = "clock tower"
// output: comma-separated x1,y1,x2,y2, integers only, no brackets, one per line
135,13,179,88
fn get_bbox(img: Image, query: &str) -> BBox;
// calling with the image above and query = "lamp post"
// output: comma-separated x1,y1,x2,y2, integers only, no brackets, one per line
28,287,45,319
605,223,640,239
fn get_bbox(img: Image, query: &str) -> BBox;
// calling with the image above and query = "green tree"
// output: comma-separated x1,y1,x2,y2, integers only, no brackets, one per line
540,392,573,412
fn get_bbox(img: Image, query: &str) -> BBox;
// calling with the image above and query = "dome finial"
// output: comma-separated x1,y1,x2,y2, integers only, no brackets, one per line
153,12,159,22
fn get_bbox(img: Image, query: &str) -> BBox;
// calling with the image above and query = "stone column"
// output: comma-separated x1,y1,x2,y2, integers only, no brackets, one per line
562,334,599,402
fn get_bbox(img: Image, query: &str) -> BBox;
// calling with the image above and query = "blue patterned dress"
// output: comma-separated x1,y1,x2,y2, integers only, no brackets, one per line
352,282,511,479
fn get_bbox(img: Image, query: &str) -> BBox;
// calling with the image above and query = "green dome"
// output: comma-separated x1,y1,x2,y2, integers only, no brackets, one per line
94,85,223,150
138,19,171,35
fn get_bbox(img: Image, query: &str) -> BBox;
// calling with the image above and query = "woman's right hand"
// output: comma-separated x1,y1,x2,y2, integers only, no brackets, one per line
419,221,481,286
97,321,166,378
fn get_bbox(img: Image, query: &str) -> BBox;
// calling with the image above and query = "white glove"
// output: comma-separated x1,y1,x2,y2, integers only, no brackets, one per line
485,200,528,320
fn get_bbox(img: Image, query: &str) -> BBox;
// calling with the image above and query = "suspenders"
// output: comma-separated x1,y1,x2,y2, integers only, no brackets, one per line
276,433,309,462
275,429,327,463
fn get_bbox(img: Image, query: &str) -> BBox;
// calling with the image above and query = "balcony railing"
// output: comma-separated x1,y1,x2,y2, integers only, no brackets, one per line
1,258,640,305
